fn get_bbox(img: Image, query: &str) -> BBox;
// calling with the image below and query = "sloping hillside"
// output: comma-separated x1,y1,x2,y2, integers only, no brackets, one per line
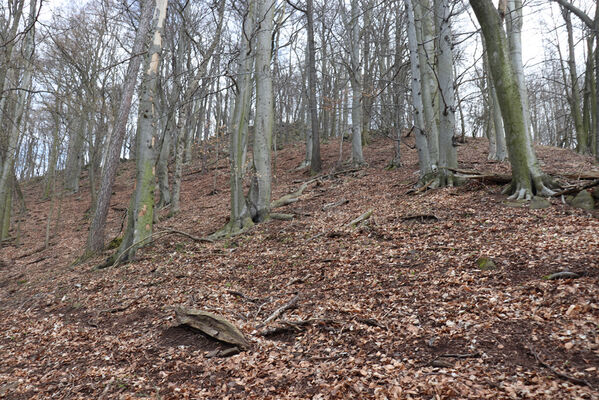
1,137,598,399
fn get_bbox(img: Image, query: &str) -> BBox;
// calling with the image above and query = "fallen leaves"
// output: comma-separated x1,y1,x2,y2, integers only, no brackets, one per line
0,137,598,398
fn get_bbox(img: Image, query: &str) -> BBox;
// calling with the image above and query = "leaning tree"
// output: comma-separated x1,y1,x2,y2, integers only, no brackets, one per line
469,0,557,199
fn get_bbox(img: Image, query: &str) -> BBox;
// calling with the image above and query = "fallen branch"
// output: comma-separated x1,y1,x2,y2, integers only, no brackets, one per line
545,271,580,280
322,198,349,211
258,318,337,337
401,214,439,222
561,172,599,180
443,168,512,184
552,180,599,197
271,182,309,209
292,168,362,185
346,209,373,228
102,228,213,269
438,352,481,359
528,345,593,389
227,290,261,303
256,294,300,329
270,213,294,221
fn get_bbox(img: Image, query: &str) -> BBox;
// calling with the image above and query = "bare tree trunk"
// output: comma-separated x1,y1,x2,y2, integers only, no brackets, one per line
249,0,275,222
560,5,587,153
416,0,439,165
406,0,432,181
471,0,555,199
307,0,321,173
86,0,155,253
110,0,168,264
349,0,364,165
434,0,457,186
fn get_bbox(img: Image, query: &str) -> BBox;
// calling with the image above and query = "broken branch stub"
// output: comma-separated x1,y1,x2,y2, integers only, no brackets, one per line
175,306,250,349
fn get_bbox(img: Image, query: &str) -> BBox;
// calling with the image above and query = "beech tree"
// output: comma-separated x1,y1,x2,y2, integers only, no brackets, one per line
86,0,156,253
470,0,557,199
553,0,598,160
107,0,168,265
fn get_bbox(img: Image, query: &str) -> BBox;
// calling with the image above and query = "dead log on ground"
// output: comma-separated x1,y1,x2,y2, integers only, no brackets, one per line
175,306,250,349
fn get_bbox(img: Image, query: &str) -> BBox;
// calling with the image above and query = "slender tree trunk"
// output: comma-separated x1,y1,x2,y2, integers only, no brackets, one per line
416,0,440,165
307,0,321,173
349,0,364,165
0,0,36,238
406,0,432,180
110,0,168,264
434,0,457,186
560,5,587,153
86,0,155,253
248,0,275,222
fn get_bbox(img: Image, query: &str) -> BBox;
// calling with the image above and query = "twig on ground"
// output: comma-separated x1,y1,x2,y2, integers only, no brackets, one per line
227,290,261,303
256,294,300,329
528,345,594,389
346,209,373,228
322,198,349,211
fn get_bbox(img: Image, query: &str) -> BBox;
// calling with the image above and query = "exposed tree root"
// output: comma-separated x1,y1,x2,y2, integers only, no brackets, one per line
97,228,214,269
271,182,309,209
208,218,254,241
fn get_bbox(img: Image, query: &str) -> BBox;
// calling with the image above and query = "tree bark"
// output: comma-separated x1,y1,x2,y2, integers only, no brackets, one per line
406,0,432,180
470,0,555,199
307,0,321,173
249,0,275,222
349,0,364,165
434,0,458,186
86,0,155,253
110,0,168,264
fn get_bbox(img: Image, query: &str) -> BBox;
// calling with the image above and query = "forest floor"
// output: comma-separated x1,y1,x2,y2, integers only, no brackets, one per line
1,135,598,399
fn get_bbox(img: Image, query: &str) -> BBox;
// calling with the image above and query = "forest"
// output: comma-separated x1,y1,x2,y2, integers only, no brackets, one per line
0,0,598,398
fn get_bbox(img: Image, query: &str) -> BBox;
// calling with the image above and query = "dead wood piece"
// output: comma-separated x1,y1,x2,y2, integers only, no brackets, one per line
357,318,387,330
102,295,145,313
443,168,512,184
160,228,214,243
430,359,453,368
16,245,45,260
258,318,336,337
401,214,439,222
206,346,241,358
408,179,435,195
322,198,349,211
227,290,260,303
104,228,214,269
175,306,250,349
528,346,593,389
552,180,599,197
545,271,580,280
256,294,300,329
26,256,47,265
271,182,309,209
438,352,481,359
270,213,294,221
287,274,312,286
346,209,373,228
561,172,599,180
